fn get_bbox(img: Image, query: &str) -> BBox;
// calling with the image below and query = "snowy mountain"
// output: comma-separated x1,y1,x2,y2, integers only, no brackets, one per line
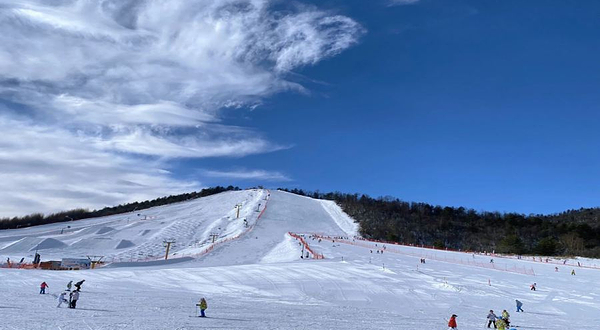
0,189,597,329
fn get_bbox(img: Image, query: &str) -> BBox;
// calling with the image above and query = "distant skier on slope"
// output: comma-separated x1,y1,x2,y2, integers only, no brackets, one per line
39,282,48,294
515,300,523,312
571,269,576,275
486,310,497,328
530,283,536,291
57,291,69,308
447,314,458,330
66,280,73,291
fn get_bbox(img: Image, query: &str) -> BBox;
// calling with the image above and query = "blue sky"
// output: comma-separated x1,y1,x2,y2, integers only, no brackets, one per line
0,0,599,216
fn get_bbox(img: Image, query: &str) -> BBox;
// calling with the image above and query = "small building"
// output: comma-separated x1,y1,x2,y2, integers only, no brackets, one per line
61,258,91,270
39,261,62,270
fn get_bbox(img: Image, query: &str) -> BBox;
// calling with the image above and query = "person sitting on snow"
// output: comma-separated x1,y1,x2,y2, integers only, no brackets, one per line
496,317,507,330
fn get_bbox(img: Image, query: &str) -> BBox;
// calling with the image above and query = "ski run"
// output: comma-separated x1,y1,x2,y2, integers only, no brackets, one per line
0,189,598,329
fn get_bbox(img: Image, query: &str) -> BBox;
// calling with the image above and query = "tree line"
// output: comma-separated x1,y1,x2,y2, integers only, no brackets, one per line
278,188,600,258
0,186,240,230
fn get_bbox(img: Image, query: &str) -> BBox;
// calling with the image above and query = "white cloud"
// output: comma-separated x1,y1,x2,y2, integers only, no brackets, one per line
204,169,292,182
388,0,421,6
0,0,363,216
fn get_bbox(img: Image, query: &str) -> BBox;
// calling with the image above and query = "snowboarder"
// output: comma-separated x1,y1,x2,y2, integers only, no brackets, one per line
57,291,69,308
448,314,457,330
502,310,510,326
66,280,73,291
198,297,207,317
74,279,85,291
530,283,536,291
69,290,80,309
40,282,48,294
486,310,497,328
515,299,523,312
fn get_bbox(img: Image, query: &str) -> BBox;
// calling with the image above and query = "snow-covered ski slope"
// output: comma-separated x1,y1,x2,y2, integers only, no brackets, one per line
1,189,269,263
0,189,357,265
0,190,598,329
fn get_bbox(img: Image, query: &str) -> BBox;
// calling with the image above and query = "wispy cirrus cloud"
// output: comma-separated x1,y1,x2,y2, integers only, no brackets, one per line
0,0,363,216
388,0,421,6
203,169,292,182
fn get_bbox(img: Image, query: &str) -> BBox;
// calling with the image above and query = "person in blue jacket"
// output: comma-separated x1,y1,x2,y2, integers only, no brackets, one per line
515,299,524,312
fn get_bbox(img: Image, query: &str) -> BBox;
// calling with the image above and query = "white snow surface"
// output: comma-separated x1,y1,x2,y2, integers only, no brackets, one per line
0,189,598,329
319,199,359,236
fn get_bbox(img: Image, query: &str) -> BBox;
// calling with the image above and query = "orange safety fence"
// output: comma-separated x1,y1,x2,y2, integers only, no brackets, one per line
316,235,535,276
288,232,324,259
316,234,600,271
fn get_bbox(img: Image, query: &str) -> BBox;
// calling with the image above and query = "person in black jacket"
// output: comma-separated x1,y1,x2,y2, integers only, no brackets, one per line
74,279,85,291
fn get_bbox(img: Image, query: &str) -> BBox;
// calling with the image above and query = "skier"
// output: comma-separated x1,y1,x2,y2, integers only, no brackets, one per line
57,291,69,308
486,310,497,328
40,282,49,294
530,283,536,291
69,290,80,309
571,269,576,275
198,297,207,317
74,279,85,291
555,267,559,272
66,280,73,291
515,299,524,312
502,310,510,326
447,314,458,330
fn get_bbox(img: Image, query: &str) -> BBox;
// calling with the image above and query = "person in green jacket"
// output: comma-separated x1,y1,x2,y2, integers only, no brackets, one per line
496,317,507,330
502,310,510,326
198,297,208,317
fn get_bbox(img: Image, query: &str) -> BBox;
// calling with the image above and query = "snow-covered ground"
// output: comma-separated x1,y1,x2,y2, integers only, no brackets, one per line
0,190,598,329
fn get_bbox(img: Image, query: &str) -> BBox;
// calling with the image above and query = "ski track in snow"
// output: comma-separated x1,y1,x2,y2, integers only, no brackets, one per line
0,190,598,329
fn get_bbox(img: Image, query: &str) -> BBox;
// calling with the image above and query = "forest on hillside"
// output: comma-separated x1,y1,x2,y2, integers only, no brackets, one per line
278,188,600,258
0,186,240,230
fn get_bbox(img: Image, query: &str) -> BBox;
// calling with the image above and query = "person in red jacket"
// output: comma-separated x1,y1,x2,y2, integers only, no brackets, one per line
448,314,458,329
40,282,48,294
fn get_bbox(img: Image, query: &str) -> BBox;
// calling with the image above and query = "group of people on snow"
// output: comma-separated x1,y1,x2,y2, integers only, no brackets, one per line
58,279,84,309
39,279,85,309
486,309,511,329
40,279,211,316
448,300,526,329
